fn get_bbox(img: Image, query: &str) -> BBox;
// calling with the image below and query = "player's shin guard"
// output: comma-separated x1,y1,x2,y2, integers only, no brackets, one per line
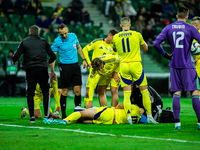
75,95,81,107
60,95,67,119
64,111,81,124
123,90,132,117
192,95,200,123
172,94,181,123
141,89,152,115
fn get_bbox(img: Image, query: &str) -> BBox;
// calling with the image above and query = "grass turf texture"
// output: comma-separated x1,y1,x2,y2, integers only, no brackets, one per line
0,97,200,150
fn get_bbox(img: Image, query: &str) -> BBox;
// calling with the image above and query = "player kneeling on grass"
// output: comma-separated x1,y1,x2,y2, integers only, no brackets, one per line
43,103,141,125
21,77,62,119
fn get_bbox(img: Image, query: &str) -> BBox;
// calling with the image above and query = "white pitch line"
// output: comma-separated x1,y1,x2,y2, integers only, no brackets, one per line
0,123,200,144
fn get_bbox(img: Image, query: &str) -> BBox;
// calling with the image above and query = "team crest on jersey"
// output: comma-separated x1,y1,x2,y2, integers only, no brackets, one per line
89,43,91,46
73,43,76,49
90,75,94,78
99,46,103,49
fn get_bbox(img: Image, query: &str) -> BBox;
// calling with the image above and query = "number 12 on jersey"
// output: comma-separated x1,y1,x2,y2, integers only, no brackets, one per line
122,38,130,53
173,31,184,48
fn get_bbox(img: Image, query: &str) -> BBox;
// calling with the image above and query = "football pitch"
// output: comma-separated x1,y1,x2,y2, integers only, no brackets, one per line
0,97,200,150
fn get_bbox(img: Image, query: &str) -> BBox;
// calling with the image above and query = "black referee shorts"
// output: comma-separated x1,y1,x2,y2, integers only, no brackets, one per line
60,62,82,88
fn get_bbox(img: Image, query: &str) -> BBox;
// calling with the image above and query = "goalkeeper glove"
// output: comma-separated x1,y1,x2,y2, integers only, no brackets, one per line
163,53,172,60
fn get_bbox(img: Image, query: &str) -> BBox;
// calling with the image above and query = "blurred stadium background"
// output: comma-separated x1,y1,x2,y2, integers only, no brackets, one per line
1,0,197,97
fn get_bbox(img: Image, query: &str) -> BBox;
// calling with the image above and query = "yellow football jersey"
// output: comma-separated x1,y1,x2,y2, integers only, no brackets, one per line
113,30,145,63
91,54,119,78
193,30,200,77
83,38,115,64
115,109,127,124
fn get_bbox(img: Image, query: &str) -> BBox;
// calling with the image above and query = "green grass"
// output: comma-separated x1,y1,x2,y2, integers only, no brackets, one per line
0,97,200,150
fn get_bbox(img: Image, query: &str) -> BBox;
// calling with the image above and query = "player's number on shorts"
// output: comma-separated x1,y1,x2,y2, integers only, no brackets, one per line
173,31,184,48
122,38,130,53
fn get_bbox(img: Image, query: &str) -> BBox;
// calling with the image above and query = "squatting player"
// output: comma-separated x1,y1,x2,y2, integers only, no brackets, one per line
113,17,157,124
91,54,120,107
153,6,200,130
21,77,61,119
82,29,119,108
43,103,141,125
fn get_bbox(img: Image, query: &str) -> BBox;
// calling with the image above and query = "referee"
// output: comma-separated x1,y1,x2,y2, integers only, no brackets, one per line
50,23,87,119
12,25,56,123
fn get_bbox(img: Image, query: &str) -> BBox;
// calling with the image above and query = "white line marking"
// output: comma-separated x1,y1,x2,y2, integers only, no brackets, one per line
0,123,200,144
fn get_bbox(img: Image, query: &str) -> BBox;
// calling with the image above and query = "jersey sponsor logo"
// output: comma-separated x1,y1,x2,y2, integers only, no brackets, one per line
73,43,76,49
99,46,103,49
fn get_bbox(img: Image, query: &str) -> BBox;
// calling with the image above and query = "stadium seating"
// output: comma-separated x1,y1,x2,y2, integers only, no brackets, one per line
21,14,36,26
0,32,12,41
17,23,29,35
13,32,26,41
9,14,21,25
42,6,54,17
0,16,8,26
42,33,55,43
3,23,16,33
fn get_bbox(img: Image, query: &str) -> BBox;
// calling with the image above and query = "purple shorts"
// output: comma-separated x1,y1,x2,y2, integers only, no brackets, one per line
170,68,199,92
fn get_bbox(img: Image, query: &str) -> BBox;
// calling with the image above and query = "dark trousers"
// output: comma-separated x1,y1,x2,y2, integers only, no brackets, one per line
26,67,50,117
5,75,16,96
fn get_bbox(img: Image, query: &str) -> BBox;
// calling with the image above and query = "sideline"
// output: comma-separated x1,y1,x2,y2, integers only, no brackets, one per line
0,123,200,144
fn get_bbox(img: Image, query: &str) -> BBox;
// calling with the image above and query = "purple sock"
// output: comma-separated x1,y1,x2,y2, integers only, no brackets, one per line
172,94,181,123
192,95,200,123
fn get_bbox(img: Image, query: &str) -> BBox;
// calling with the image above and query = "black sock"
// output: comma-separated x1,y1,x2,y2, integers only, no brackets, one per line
74,95,81,107
60,95,67,119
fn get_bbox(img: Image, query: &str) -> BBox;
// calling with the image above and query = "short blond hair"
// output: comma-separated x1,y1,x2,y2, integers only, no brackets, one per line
191,16,200,23
120,17,131,27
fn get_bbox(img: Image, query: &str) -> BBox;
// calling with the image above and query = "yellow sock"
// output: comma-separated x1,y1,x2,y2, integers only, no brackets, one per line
123,90,132,117
141,89,152,115
25,109,29,115
88,86,95,101
55,94,61,110
64,111,81,124
49,107,53,113
52,78,61,109
84,97,90,108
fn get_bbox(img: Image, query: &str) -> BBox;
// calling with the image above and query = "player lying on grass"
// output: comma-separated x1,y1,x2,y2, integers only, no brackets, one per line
43,103,141,125
21,77,62,119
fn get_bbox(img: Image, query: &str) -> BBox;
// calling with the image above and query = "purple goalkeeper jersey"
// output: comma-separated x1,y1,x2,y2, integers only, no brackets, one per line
153,21,200,69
